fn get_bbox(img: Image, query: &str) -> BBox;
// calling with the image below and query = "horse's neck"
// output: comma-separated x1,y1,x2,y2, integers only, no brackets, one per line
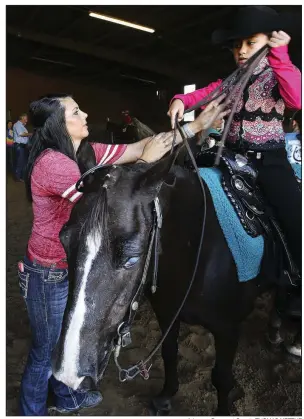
159,167,203,221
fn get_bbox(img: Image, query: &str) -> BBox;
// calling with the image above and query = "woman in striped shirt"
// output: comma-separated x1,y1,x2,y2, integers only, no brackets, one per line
19,93,226,416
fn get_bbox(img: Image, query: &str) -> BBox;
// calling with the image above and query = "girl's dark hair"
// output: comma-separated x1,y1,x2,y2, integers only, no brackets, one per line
25,93,77,201
7,120,12,126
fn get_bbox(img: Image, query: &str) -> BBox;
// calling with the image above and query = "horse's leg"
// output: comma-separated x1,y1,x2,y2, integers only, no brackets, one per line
267,307,284,345
149,319,180,416
212,325,244,416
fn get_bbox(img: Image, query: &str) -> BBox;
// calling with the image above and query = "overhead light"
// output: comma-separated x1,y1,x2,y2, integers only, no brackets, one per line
89,12,155,33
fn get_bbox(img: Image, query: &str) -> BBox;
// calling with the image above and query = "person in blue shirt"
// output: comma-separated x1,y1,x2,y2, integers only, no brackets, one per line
284,110,301,182
6,120,14,173
13,113,31,182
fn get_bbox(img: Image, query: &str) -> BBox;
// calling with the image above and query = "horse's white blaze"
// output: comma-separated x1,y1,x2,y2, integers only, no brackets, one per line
55,231,101,390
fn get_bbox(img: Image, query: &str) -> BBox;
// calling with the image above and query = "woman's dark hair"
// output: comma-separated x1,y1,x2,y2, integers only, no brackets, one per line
25,93,77,201
7,120,12,126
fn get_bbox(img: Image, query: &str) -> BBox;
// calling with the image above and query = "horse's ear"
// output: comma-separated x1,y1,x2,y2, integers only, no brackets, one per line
76,140,97,175
135,151,177,201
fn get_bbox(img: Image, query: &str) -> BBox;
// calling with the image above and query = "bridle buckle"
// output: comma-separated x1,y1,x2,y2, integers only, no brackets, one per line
117,322,132,348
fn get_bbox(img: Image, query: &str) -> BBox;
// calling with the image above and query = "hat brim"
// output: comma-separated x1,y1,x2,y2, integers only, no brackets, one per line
211,11,296,46
212,25,281,46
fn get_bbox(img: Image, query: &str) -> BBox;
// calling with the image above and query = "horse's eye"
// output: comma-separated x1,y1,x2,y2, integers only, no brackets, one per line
123,256,140,269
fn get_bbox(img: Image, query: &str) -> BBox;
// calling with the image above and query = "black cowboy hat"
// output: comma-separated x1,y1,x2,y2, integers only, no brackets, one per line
212,6,291,46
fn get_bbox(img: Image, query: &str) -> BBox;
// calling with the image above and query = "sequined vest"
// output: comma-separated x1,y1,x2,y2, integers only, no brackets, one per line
227,57,285,151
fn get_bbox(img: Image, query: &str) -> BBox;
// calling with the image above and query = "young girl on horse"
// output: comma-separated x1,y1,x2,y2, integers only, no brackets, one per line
168,6,302,275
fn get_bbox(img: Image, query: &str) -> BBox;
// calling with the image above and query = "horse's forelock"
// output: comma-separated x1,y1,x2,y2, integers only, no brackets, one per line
79,186,110,253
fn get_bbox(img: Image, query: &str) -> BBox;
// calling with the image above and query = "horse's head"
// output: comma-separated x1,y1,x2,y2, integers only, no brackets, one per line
52,155,175,390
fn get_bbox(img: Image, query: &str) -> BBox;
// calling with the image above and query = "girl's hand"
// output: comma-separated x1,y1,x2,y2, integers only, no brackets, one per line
167,99,185,130
268,31,291,48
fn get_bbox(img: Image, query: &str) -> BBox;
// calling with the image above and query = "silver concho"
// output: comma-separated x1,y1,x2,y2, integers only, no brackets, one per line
131,301,139,311
235,154,248,167
234,178,244,190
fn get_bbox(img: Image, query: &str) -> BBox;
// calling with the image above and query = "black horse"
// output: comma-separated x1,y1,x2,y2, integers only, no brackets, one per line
51,145,281,415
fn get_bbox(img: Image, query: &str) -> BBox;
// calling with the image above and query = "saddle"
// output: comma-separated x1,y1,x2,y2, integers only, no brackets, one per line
194,146,300,285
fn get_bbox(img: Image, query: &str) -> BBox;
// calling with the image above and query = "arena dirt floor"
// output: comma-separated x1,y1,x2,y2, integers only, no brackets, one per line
6,173,301,416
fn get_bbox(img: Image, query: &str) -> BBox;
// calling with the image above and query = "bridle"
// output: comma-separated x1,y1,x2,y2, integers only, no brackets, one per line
76,45,269,383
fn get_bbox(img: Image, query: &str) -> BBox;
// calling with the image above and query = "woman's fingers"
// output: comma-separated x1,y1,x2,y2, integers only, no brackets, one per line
153,132,169,141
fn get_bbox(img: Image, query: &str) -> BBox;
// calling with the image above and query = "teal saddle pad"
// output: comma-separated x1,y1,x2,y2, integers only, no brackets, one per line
199,167,264,282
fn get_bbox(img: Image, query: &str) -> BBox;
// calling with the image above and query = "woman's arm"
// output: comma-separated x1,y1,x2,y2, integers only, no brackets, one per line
91,96,230,166
116,95,230,164
114,136,152,164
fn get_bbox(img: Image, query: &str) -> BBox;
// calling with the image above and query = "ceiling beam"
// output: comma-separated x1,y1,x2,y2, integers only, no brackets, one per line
7,25,204,82
31,15,87,61
169,6,233,37
23,6,42,29
124,6,231,54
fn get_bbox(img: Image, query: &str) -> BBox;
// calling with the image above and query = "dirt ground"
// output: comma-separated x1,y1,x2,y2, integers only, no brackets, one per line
6,174,302,416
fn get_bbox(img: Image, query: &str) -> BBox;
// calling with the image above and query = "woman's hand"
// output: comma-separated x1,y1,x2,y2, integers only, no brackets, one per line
139,132,174,163
189,95,230,134
268,30,291,48
167,99,185,129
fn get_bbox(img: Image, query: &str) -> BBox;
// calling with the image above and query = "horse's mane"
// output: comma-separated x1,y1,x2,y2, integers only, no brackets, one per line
76,161,188,253
79,185,110,253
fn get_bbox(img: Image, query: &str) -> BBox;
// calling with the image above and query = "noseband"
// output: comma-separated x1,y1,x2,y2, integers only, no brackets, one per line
113,197,162,382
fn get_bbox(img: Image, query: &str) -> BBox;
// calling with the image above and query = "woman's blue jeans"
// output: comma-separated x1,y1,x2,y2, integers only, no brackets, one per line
18,257,86,416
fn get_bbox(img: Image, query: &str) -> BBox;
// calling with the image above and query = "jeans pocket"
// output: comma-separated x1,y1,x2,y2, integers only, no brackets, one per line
18,271,29,298
45,270,68,284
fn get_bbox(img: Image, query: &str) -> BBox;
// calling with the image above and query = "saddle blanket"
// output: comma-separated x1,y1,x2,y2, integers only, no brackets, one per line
199,167,264,282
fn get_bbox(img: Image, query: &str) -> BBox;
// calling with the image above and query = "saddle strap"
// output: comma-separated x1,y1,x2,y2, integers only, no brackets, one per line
269,217,300,280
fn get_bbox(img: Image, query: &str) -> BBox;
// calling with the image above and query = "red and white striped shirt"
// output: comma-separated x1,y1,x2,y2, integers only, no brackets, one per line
27,143,126,268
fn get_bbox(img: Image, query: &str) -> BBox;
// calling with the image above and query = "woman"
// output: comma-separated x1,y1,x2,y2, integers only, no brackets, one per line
168,6,302,275
6,120,14,173
19,93,227,416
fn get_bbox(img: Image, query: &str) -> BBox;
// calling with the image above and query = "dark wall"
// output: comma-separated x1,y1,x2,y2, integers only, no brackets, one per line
6,67,173,134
